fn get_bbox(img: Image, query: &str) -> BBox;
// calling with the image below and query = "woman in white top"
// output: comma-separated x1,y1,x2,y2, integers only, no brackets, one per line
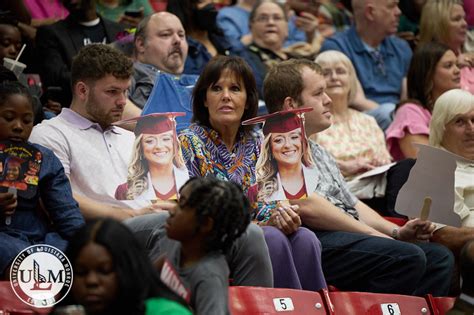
429,89,474,254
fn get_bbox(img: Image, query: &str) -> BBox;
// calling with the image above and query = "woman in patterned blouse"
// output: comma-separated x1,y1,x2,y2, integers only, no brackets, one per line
179,55,327,291
179,55,260,193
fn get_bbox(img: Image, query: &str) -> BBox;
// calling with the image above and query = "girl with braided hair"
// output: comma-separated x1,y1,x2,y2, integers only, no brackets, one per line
162,177,251,314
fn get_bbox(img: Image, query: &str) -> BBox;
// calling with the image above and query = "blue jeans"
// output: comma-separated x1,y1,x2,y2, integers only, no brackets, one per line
314,230,454,296
366,102,396,131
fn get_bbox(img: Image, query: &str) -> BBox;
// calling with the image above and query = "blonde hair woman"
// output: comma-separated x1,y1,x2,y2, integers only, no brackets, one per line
249,109,316,202
314,50,421,217
115,113,189,201
256,124,315,202
243,108,327,292
314,50,391,177
419,0,467,55
419,0,473,93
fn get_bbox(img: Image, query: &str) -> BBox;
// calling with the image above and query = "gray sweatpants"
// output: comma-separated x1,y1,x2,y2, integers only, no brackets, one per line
124,212,274,287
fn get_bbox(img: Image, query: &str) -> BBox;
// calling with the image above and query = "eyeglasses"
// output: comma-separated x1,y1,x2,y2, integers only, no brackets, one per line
254,14,286,23
322,68,348,78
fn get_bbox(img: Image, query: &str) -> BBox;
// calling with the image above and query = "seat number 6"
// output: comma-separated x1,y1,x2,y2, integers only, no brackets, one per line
381,303,401,315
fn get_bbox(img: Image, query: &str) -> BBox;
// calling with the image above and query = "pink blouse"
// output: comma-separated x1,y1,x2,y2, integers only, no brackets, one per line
386,103,431,161
23,0,69,20
461,67,474,94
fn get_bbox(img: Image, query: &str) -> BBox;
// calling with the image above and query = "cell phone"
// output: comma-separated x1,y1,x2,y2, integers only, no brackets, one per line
124,9,142,18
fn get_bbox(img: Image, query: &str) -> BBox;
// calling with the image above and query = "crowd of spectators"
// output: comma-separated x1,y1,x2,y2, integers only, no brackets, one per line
0,0,473,314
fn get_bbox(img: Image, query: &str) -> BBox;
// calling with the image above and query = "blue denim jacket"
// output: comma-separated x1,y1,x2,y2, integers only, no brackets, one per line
0,142,84,274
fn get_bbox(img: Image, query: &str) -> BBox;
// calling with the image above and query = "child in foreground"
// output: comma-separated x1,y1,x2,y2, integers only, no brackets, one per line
160,177,251,315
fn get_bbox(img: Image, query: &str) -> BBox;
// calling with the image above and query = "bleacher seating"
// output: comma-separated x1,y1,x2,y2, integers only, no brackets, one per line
327,290,432,315
383,217,408,226
426,295,456,315
1,279,457,314
229,286,329,314
0,281,50,314
229,286,457,315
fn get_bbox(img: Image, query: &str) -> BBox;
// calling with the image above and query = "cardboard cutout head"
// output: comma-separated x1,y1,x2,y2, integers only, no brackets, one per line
113,113,190,202
243,108,316,205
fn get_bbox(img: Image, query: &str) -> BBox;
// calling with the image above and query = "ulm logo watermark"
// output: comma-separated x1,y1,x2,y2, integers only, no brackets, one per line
10,244,73,308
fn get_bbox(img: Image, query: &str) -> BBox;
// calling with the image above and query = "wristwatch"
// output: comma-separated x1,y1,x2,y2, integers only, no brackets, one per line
391,227,399,239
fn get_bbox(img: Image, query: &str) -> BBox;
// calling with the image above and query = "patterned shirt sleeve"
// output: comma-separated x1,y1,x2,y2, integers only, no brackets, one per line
309,140,360,219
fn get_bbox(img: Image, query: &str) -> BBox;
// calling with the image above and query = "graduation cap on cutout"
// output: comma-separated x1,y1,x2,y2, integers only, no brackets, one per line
241,107,313,136
5,156,25,168
113,113,186,136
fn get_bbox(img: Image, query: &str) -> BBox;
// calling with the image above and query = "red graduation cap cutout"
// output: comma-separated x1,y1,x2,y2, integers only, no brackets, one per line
242,107,313,136
5,156,25,169
113,113,186,136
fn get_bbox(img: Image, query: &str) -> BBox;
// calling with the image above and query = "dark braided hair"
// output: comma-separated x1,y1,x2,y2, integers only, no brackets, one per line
179,177,251,253
0,81,33,109
0,81,45,125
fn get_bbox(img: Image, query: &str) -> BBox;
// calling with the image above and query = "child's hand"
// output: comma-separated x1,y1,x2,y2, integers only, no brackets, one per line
0,192,17,216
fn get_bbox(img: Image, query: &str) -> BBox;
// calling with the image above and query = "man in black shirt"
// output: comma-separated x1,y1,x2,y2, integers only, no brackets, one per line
35,0,123,105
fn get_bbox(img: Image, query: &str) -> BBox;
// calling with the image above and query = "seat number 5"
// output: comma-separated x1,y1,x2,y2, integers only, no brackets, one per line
273,297,294,311
381,303,401,315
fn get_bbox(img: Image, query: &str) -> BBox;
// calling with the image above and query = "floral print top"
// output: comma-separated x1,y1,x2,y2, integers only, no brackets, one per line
179,124,261,195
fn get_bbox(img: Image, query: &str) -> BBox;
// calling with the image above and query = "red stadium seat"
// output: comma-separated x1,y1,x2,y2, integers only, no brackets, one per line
0,281,50,314
327,290,432,315
425,294,456,315
229,286,329,314
383,217,408,226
